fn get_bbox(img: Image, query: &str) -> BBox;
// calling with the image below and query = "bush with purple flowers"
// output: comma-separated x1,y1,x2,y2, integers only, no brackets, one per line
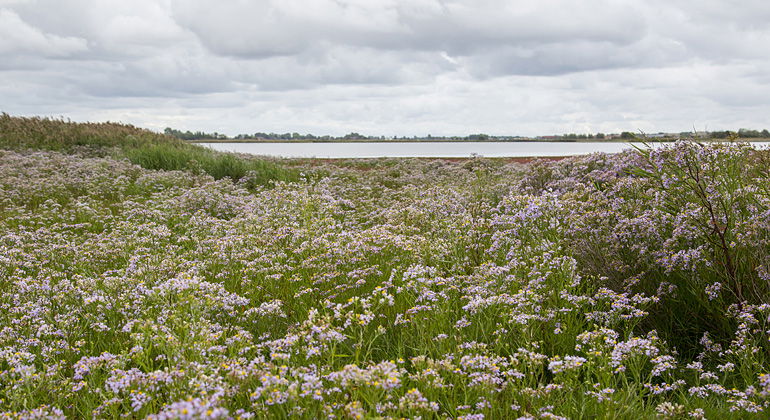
1,134,769,418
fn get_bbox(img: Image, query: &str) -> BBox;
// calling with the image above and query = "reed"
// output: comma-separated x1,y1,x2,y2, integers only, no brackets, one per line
0,113,298,186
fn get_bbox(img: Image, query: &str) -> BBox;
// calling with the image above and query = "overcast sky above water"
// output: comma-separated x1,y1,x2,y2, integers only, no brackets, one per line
1,0,769,137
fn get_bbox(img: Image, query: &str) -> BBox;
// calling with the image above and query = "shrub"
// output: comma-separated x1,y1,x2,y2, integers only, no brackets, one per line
0,113,298,186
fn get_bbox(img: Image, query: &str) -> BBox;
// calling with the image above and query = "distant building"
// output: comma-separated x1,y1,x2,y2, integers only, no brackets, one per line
645,133,667,138
678,131,709,139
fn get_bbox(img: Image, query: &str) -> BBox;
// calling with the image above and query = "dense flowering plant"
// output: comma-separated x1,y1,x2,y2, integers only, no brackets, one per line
0,141,769,418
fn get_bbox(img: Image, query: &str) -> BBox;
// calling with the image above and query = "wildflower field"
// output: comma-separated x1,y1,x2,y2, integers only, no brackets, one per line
1,120,769,419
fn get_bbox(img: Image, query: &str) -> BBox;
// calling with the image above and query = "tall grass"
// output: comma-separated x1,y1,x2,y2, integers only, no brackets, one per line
0,113,298,186
1,122,769,418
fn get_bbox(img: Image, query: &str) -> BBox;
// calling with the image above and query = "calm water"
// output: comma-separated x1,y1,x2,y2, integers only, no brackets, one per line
199,141,770,159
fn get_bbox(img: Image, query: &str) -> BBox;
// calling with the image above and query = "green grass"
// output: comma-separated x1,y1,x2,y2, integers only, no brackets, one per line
0,113,298,186
1,120,769,418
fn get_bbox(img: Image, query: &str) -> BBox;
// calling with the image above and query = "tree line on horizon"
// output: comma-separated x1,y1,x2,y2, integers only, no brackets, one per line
164,127,770,141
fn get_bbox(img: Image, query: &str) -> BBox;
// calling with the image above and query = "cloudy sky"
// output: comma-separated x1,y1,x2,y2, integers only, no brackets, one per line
1,0,769,136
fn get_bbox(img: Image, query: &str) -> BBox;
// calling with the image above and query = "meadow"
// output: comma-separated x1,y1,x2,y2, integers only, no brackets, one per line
0,117,769,419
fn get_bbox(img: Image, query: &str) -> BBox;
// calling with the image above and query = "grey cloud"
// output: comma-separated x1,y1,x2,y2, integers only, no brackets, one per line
170,0,647,59
0,8,87,57
69,55,236,98
462,33,689,78
228,46,456,91
7,0,190,61
1,0,769,137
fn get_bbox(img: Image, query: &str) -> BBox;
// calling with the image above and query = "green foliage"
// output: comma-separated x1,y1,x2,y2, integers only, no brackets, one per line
0,113,299,186
1,131,769,418
710,129,770,139
164,127,227,140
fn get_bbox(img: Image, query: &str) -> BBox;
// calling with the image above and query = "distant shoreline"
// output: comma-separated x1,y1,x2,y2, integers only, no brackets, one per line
191,138,767,144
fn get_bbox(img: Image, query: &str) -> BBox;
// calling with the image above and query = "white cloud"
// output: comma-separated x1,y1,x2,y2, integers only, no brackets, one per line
0,8,87,57
170,0,646,61
0,0,769,136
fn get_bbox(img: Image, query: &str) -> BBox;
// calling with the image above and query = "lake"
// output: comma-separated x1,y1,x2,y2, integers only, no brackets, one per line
198,141,770,159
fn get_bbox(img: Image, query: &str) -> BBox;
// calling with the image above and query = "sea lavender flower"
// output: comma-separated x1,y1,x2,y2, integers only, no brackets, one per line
548,356,586,374
146,397,230,419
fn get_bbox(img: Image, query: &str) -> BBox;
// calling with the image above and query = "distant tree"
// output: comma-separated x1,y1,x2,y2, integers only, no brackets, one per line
596,133,605,139
164,127,222,140
738,129,761,138
710,131,731,139
620,131,636,139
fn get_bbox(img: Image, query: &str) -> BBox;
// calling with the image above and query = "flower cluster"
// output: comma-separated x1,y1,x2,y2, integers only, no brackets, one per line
1,142,769,418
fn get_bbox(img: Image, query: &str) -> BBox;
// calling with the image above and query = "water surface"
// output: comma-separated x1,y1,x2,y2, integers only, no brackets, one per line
199,141,770,159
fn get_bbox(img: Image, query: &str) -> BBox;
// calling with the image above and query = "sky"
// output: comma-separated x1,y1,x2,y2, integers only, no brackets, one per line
1,0,769,137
